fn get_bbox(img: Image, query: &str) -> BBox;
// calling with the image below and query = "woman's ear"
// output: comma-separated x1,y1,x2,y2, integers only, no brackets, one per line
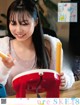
34,18,38,27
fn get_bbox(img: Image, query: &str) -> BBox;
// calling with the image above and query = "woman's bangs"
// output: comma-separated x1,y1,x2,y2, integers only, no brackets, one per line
18,11,29,22
9,10,31,22
9,11,16,21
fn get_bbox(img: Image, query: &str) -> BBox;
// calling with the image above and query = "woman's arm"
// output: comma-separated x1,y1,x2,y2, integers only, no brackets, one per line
0,54,14,86
0,37,14,86
44,34,75,90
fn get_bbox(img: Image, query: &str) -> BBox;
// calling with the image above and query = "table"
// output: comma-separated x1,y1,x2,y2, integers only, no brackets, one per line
8,81,80,98
60,80,80,98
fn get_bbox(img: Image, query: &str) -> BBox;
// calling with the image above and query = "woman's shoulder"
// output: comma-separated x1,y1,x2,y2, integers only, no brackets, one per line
44,34,61,52
44,34,61,44
0,36,10,41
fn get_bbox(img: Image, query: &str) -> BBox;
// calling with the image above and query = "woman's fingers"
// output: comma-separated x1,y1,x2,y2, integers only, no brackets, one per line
2,54,15,68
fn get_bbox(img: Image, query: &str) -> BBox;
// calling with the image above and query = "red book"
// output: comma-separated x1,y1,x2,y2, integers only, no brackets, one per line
12,69,60,98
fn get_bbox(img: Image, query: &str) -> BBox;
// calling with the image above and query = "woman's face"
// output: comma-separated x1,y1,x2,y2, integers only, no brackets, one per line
9,12,37,41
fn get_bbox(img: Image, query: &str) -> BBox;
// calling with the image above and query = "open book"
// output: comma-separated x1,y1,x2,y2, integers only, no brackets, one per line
12,69,60,98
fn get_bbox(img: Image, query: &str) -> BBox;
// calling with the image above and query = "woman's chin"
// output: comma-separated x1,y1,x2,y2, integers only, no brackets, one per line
16,37,26,41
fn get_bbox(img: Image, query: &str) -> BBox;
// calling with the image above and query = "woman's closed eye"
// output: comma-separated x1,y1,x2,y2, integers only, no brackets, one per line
10,20,29,26
20,20,29,26
10,20,16,25
20,22,29,25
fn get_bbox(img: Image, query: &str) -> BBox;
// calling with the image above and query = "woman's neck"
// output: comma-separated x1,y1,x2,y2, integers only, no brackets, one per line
11,38,35,61
13,38,34,50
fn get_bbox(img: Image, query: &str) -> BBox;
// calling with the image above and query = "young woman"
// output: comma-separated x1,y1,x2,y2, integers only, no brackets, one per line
0,0,75,97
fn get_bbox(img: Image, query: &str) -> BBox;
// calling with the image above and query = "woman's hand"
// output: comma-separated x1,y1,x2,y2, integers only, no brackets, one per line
2,54,14,68
60,72,66,89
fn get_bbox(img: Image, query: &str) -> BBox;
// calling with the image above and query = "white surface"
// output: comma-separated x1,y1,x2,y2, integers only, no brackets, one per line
12,69,59,81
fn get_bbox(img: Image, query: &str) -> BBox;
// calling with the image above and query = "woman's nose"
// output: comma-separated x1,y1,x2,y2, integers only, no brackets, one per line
16,25,22,33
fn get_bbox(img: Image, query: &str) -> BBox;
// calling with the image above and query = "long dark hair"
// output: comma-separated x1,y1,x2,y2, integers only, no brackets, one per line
7,0,50,69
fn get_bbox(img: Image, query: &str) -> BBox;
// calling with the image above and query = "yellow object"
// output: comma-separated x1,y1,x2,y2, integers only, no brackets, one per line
56,42,62,74
0,51,7,59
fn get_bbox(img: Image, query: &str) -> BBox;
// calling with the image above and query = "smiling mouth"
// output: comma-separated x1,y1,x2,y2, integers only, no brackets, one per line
16,34,25,38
